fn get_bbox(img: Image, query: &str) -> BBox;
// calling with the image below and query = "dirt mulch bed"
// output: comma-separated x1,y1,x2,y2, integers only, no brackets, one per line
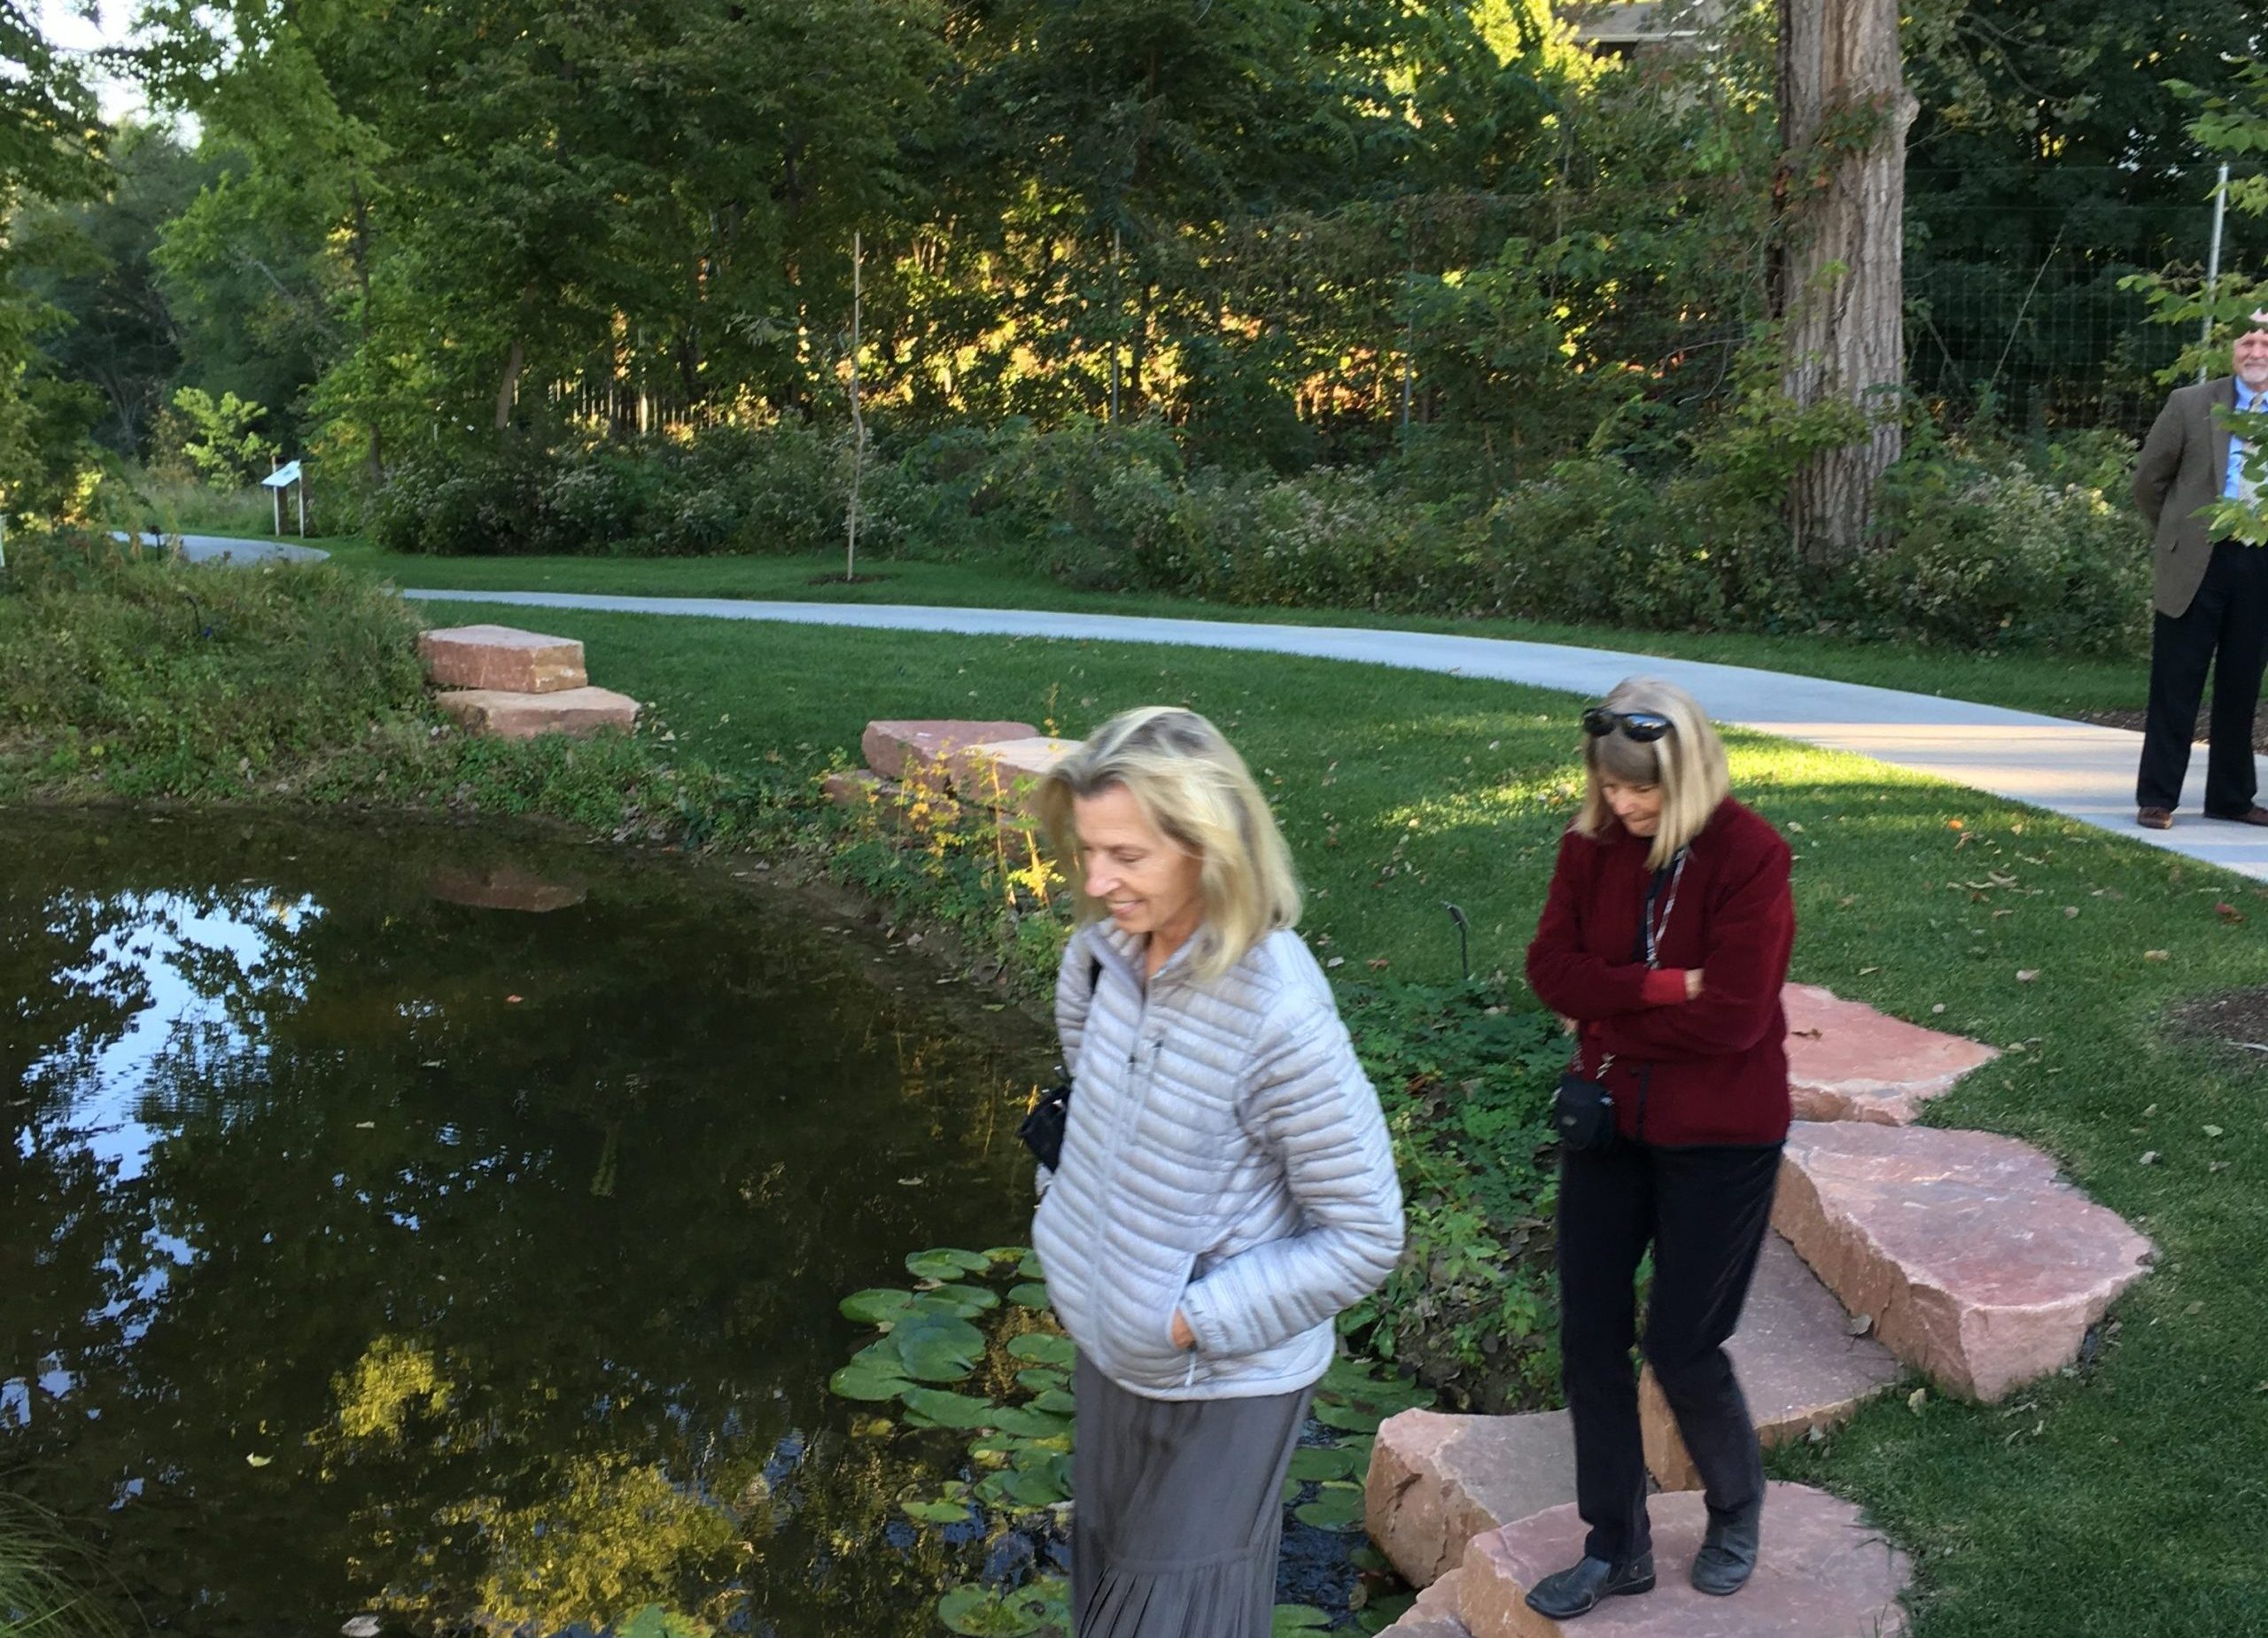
2070,708,2268,757
2167,987,2268,1065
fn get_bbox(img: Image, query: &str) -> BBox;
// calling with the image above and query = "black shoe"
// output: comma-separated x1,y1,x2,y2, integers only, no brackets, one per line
1524,1551,1656,1619
1690,1497,1762,1596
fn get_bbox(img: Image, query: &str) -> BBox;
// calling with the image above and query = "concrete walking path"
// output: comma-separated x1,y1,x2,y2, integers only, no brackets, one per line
400,586,2268,881
124,530,330,564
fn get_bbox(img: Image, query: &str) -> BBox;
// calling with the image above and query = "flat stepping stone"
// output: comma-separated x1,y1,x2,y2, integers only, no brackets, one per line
1458,1481,1911,1637
860,718,1037,780
425,864,586,912
1640,1232,1901,1491
944,735,1080,814
419,625,587,694
1378,1568,1472,1637
1774,1122,2153,1401
434,686,640,741
1783,983,1998,1124
1365,1409,1576,1588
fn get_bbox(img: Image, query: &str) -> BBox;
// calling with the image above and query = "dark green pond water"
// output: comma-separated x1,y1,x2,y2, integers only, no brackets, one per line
2,809,1053,1636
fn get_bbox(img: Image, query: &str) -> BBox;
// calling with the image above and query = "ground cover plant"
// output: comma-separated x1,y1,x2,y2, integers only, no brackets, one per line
8,552,2264,1634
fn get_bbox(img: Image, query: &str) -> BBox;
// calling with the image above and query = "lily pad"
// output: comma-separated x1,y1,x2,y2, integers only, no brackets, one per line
988,1404,1075,1440
1017,1250,1045,1280
827,1361,913,1402
936,1582,1052,1636
617,1608,707,1638
1005,1332,1075,1368
1355,1591,1417,1633
1287,1445,1361,1483
900,1387,1004,1430
1311,1400,1386,1434
1014,1366,1068,1395
1029,1387,1076,1417
918,1283,1002,1316
1006,1281,1052,1309
976,1454,1072,1509
890,1311,986,1382
1293,1480,1366,1531
1270,1607,1332,1634
903,1496,975,1525
839,1287,920,1326
907,1247,994,1281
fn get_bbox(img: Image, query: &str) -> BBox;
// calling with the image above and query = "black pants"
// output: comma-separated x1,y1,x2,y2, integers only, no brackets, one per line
1557,1139,1782,1564
2138,539,2268,814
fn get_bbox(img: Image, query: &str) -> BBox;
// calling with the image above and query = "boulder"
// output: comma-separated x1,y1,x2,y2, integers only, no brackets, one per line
426,864,586,913
417,625,587,694
946,735,1080,815
860,719,1037,781
1639,1232,1901,1491
1783,983,1999,1124
433,686,640,740
1376,1569,1472,1637
823,769,888,809
1365,1409,1577,1588
1773,1122,2153,1402
1457,1481,1910,1638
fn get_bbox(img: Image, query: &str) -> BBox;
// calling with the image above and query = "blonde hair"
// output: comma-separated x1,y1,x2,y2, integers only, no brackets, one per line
1038,706,1301,982
1573,677,1732,866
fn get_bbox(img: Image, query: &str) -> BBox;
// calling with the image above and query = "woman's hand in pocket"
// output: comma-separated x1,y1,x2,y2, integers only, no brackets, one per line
1170,1310,1195,1350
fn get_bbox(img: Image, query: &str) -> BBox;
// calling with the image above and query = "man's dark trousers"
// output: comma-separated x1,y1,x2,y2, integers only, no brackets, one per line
2138,539,2268,815
1557,1138,1780,1564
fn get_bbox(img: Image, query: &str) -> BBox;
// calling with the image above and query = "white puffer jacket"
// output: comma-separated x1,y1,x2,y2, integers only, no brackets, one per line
1031,922,1405,1401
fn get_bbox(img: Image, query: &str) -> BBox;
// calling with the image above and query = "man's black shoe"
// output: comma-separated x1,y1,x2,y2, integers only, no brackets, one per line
1690,1498,1762,1596
1524,1552,1656,1619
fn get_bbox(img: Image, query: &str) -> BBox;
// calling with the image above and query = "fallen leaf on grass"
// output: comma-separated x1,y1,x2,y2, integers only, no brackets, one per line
506,994,524,1003
2216,902,2248,923
2143,951,2170,962
2205,1124,2225,1137
1907,1388,1929,1414
1367,958,1391,971
2016,969,2039,982
2140,1151,2160,1166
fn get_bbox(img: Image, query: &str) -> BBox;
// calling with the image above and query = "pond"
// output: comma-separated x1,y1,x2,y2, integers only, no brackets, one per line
2,808,1058,1636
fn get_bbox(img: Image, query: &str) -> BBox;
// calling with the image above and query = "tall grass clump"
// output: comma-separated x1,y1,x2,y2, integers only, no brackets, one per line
0,1493,128,1637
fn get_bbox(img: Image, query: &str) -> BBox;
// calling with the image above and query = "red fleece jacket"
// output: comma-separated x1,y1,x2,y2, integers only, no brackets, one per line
1525,798,1794,1147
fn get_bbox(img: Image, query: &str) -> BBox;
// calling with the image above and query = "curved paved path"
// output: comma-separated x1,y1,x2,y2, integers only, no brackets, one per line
403,587,2268,881
123,530,330,564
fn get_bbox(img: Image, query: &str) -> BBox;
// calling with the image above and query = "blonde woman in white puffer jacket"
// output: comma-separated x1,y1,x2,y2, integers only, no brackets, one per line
1031,705,1405,1638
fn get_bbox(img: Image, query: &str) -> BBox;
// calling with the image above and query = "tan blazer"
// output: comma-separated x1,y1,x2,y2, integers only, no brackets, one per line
2132,376,2238,617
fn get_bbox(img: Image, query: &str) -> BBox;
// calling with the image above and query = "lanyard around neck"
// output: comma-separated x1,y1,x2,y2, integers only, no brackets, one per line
1642,850,1689,969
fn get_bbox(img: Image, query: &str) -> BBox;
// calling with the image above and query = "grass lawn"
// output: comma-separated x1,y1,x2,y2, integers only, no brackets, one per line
286,533,2159,723
412,594,2262,1637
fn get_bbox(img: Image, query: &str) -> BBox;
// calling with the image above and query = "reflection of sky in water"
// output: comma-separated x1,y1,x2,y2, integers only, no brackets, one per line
19,888,320,1356
26,888,318,1181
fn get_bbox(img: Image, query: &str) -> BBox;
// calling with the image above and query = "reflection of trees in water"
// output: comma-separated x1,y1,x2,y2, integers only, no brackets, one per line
1,815,1044,1636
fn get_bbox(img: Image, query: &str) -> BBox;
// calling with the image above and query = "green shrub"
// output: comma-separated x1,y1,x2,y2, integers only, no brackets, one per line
0,528,431,794
1839,457,2148,654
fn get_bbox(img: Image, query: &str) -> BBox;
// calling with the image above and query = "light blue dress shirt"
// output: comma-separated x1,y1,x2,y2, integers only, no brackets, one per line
2229,378,2264,500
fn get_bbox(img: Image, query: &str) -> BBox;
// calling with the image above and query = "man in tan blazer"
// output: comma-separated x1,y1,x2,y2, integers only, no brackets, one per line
2130,310,2268,828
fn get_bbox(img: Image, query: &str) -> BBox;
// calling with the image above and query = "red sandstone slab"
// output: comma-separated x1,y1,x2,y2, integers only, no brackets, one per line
1773,1122,2153,1402
418,625,587,694
1783,983,1999,1124
426,864,586,912
1365,1409,1576,1588
824,769,888,809
1640,1232,1901,1491
1458,1482,1909,1638
434,686,640,740
945,735,1079,815
1379,1568,1471,1637
860,719,1037,781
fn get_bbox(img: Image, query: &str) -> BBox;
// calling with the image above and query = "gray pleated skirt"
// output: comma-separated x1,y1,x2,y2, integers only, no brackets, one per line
1072,1354,1314,1638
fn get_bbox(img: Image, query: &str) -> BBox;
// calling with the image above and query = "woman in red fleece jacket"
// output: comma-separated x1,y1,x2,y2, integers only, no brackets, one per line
1520,677,1794,1622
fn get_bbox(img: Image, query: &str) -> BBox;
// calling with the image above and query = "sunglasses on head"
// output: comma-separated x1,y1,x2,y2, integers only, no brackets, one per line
1581,706,1674,743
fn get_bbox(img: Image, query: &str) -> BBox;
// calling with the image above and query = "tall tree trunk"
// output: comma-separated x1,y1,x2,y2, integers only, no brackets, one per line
494,335,525,434
1772,0,1915,564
